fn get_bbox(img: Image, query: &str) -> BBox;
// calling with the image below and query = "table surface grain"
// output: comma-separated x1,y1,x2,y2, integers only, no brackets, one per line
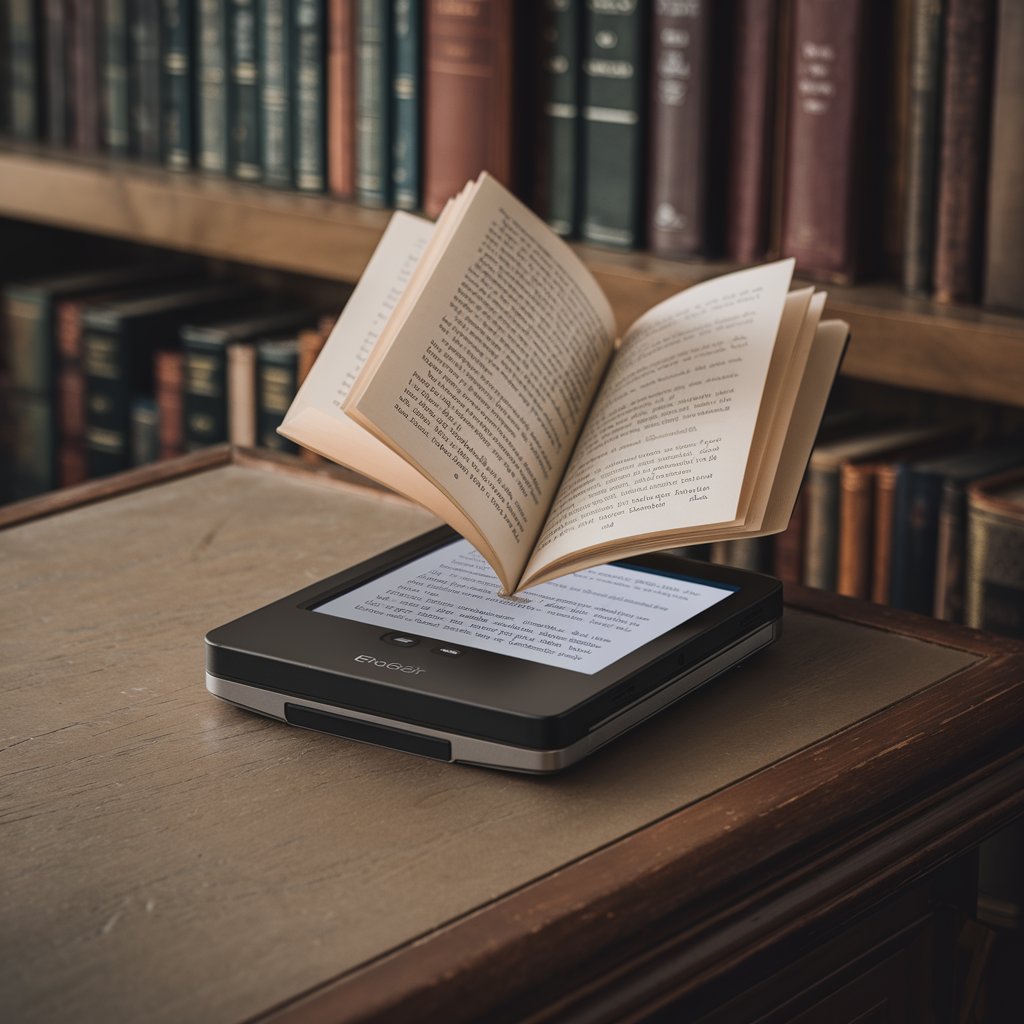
0,465,977,1024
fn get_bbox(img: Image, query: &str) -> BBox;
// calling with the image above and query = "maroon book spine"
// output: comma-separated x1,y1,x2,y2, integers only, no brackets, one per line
779,0,877,283
71,0,103,152
422,0,515,218
933,0,997,304
725,0,779,263
648,1,714,258
56,300,89,488
327,0,356,198
155,349,185,460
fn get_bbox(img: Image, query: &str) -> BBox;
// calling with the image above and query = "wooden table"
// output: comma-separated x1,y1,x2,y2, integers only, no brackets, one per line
2,449,1023,1024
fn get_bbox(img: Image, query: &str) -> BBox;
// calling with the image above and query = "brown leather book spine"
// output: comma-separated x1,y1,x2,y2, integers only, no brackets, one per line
648,0,713,258
871,462,899,604
779,0,874,283
725,0,779,264
982,0,1024,313
327,0,356,198
71,0,102,152
56,300,88,487
881,0,913,278
423,0,515,217
155,349,185,460
932,0,996,304
837,461,875,599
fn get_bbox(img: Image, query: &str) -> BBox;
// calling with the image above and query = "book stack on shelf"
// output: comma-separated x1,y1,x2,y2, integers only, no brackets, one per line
0,260,339,501
2,1,1022,313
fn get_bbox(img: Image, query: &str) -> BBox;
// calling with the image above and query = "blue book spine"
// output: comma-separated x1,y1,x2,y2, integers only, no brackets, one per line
292,0,327,191
355,0,391,206
391,0,420,211
258,0,292,187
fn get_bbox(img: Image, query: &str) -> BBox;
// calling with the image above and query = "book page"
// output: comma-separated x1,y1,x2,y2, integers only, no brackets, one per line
278,211,499,556
522,260,795,586
346,174,617,592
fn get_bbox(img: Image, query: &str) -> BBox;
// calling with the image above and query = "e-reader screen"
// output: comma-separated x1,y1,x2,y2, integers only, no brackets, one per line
312,539,737,675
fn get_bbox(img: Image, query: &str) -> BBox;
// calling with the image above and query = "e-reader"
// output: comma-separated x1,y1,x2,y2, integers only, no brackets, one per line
205,527,783,773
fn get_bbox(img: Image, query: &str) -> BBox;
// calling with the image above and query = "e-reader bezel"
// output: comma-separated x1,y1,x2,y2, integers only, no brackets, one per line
205,527,782,754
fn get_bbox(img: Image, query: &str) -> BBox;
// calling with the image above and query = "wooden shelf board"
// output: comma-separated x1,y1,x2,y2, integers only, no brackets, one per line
2,145,1023,407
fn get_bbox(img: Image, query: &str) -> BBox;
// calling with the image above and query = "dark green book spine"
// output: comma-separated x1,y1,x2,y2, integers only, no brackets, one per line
391,0,420,211
183,342,229,448
580,0,647,249
902,0,945,295
4,288,56,495
83,326,132,477
9,0,42,140
539,0,581,237
293,0,327,191
257,340,299,451
129,0,163,160
102,0,131,154
258,0,292,187
45,0,71,145
161,0,194,170
198,0,231,172
355,0,391,206
130,396,161,465
230,0,262,180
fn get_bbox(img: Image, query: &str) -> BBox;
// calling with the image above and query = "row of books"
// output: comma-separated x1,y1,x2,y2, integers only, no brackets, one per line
702,420,1024,636
0,261,341,502
3,2,1022,311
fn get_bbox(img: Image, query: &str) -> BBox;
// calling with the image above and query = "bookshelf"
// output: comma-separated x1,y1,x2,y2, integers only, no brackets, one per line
3,143,1023,410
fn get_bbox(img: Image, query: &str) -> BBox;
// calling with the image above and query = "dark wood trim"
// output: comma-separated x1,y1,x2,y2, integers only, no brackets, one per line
0,446,234,529
253,653,1024,1024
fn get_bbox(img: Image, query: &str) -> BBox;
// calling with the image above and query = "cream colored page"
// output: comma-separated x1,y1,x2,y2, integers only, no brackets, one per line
348,174,616,590
281,210,435,427
523,259,795,582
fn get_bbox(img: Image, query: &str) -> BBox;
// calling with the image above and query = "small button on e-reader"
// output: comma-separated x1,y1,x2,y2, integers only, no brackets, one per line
382,633,420,648
432,645,463,658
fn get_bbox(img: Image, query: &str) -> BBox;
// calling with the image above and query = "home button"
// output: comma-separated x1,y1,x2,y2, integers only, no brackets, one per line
381,633,420,648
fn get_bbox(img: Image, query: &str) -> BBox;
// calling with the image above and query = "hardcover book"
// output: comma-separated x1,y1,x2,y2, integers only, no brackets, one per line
259,0,292,188
983,0,1024,313
197,0,231,173
102,0,132,155
422,0,515,218
229,0,261,181
932,0,996,304
82,284,253,477
293,0,327,192
181,307,318,450
279,173,848,594
536,0,582,238
355,0,391,205
327,0,357,198
966,468,1024,638
779,0,880,283
648,0,724,259
725,0,779,264
579,0,646,250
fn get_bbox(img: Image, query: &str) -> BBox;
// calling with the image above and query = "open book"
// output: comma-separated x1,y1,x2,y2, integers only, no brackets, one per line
281,173,849,594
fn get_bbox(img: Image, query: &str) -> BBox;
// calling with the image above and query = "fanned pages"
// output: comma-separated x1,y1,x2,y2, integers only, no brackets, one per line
281,173,848,593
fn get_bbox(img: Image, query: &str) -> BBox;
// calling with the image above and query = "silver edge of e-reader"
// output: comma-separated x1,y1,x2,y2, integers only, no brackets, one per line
205,621,778,773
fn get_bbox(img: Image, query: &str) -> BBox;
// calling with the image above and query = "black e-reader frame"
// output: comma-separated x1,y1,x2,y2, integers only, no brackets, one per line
205,527,783,773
